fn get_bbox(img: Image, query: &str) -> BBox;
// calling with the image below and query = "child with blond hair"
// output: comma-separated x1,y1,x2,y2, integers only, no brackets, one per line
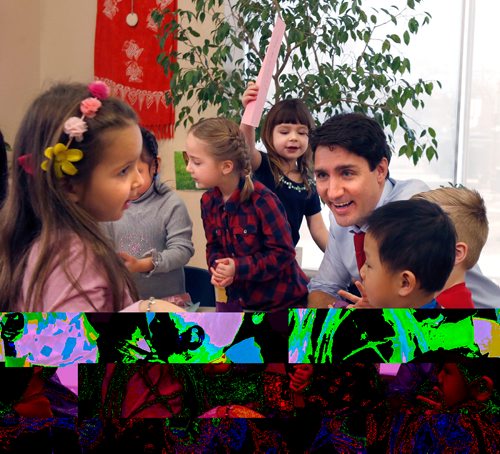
412,186,489,308
185,117,309,312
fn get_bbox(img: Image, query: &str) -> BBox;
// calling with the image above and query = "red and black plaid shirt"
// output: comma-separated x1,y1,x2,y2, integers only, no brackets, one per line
201,179,309,311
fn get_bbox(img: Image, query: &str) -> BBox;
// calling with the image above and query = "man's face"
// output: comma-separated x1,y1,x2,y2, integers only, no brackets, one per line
314,145,388,227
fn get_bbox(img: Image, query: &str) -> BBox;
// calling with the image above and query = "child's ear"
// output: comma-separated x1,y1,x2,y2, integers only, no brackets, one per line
62,179,84,203
455,241,468,266
470,376,494,402
220,160,234,175
398,270,417,297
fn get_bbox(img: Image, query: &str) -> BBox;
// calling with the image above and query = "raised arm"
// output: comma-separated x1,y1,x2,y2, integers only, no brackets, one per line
240,82,262,171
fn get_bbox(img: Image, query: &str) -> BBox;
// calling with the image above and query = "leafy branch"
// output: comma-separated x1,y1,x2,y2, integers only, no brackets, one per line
154,0,439,164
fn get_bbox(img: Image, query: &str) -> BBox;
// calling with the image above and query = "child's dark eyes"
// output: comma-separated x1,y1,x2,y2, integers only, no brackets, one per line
277,128,309,135
118,166,130,176
314,172,328,180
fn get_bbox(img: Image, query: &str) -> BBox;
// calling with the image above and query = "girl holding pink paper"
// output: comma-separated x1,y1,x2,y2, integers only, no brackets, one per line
241,83,329,252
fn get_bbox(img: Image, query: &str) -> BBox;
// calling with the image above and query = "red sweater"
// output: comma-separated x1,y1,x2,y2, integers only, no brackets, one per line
436,282,474,309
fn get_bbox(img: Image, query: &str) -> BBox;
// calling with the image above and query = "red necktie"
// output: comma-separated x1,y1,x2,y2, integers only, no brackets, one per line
353,232,366,273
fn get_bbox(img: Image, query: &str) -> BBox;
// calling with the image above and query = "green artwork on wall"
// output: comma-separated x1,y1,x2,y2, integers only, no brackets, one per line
174,151,199,191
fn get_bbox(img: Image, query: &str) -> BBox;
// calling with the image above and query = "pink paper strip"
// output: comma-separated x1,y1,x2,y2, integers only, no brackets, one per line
241,16,286,127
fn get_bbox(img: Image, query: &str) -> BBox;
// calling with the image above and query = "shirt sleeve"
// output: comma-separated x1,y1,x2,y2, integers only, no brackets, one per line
253,151,276,190
143,193,195,276
304,184,322,217
233,192,296,282
307,213,352,297
200,193,226,269
465,264,500,308
39,241,129,312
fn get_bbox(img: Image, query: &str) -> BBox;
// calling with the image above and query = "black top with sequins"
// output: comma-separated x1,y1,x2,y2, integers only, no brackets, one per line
254,151,321,246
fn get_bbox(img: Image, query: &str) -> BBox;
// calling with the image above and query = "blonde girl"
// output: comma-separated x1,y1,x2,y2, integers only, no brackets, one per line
185,117,309,312
242,83,329,251
0,81,143,311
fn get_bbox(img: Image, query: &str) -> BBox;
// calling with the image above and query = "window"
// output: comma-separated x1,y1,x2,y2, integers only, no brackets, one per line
298,0,499,285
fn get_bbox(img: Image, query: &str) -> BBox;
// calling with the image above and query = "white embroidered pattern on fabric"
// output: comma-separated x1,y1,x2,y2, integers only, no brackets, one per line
156,0,175,9
103,0,122,19
123,40,144,83
97,78,167,111
146,10,159,32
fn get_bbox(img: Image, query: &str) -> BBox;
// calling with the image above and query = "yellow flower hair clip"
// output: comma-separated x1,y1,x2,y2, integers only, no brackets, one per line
41,143,84,179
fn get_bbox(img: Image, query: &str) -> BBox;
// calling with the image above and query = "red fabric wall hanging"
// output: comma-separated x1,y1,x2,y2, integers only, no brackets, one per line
94,0,177,139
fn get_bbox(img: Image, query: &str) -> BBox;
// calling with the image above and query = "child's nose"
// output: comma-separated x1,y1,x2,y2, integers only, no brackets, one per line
133,166,144,188
360,263,366,281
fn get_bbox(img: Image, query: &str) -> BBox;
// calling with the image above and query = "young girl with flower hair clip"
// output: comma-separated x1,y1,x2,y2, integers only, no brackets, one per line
0,81,145,311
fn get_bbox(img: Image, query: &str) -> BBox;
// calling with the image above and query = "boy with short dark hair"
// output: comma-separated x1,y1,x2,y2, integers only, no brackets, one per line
358,198,456,308
412,186,489,308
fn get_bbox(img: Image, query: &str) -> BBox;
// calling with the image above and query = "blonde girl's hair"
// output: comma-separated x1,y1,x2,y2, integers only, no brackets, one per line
261,99,316,195
0,82,139,311
412,187,489,270
189,117,254,202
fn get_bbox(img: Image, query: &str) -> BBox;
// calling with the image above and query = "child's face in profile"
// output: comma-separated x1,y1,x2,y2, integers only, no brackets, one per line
133,157,154,199
437,363,469,407
360,233,399,307
184,133,223,190
74,124,143,221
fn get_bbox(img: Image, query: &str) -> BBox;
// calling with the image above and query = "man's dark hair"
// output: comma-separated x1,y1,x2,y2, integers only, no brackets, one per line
366,199,456,293
310,113,391,173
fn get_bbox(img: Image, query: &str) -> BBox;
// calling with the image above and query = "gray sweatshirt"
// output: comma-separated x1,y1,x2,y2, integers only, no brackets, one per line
102,183,194,299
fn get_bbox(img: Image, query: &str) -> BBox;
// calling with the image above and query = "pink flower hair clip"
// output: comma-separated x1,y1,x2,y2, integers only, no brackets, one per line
88,81,110,100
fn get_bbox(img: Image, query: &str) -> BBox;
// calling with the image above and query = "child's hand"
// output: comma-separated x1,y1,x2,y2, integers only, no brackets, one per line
210,258,236,288
118,251,153,274
289,364,314,393
210,273,234,288
242,82,259,108
338,280,373,308
118,251,139,272
213,258,236,278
